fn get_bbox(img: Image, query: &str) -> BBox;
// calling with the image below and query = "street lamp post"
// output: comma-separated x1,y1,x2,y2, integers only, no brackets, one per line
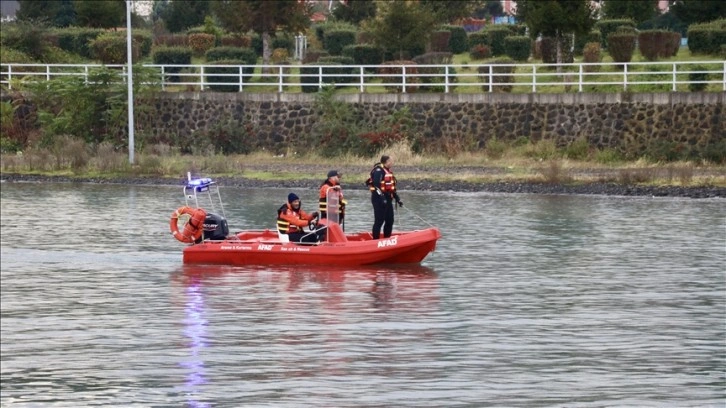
126,0,135,164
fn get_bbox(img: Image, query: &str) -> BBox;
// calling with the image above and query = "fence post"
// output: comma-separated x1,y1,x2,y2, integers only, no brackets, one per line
7,65,11,89
85,65,89,85
723,61,725,91
578,64,583,92
488,65,493,93
160,66,165,91
532,65,537,92
360,66,364,92
623,63,628,91
200,66,205,91
278,65,283,93
318,66,323,90
243,65,245,92
445,65,450,93
402,65,407,94
46,65,50,82
672,63,677,92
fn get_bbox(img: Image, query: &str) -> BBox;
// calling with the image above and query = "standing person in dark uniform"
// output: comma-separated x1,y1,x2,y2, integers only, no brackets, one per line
277,193,319,243
366,155,403,239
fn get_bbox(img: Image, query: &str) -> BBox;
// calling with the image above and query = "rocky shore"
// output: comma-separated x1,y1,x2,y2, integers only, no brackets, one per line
2,172,724,199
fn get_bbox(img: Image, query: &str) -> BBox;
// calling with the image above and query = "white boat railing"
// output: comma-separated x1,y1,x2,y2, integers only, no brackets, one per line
1,61,724,93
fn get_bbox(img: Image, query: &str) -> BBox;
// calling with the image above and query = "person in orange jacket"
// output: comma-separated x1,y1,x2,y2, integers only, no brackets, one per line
277,193,319,243
319,170,348,228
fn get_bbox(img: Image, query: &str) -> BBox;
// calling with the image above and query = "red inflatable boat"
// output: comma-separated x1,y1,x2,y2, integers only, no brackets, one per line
171,175,441,266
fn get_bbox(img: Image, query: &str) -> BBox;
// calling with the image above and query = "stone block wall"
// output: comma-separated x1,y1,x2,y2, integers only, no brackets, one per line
136,92,724,153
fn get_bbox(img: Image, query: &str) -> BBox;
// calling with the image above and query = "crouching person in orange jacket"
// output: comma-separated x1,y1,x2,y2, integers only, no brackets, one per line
277,193,319,243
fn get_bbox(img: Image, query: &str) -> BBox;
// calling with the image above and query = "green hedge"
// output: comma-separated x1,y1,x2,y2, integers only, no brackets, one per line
467,32,488,48
478,57,515,93
443,25,468,54
412,52,457,93
56,27,105,59
687,19,726,55
205,59,243,92
300,56,356,93
607,33,636,63
152,46,192,82
483,26,513,56
342,44,385,69
206,47,257,77
90,33,135,64
595,19,636,49
323,29,357,56
504,36,531,62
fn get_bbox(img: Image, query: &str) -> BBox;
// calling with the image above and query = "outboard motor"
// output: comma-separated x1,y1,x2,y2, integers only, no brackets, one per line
200,212,229,241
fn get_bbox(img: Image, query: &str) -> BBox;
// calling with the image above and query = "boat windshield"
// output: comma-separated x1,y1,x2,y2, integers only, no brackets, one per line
325,188,340,225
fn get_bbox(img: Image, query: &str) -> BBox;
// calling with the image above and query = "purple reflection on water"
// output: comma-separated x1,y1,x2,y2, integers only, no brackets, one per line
179,279,210,408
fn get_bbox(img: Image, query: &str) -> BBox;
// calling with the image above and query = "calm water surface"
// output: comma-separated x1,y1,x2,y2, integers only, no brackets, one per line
1,182,724,407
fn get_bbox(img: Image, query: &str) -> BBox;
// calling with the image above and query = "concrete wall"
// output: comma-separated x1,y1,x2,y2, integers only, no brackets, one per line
136,91,724,153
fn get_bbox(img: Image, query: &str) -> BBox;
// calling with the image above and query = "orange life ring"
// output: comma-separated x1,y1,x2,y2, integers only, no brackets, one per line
170,206,207,244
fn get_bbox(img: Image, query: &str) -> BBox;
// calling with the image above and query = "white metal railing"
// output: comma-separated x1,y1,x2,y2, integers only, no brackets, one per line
1,61,724,93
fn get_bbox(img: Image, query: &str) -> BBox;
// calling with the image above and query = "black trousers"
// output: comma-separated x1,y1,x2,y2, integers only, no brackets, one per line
371,193,394,239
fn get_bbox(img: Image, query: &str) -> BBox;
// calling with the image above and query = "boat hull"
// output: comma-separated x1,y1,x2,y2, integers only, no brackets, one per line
182,227,441,266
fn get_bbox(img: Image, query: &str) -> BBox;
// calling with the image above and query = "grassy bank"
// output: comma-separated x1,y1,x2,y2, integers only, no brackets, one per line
1,140,724,188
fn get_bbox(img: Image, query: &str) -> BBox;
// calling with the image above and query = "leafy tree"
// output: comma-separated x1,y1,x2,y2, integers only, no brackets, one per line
74,0,124,29
161,0,210,33
517,0,596,65
473,0,504,20
669,0,726,26
420,0,479,24
16,0,76,27
369,0,437,60
212,0,310,69
332,0,377,24
602,0,659,25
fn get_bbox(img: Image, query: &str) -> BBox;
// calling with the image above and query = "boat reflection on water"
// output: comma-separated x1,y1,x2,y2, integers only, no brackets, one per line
169,264,440,404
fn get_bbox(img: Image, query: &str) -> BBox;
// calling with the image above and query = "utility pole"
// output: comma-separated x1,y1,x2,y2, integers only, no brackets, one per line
126,0,135,164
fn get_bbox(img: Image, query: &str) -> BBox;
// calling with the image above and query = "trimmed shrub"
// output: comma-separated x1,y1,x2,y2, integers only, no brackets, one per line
300,56,356,93
272,34,294,52
666,32,681,57
687,19,726,55
595,19,636,48
444,25,468,54
188,33,215,57
429,30,452,53
582,42,602,72
152,46,192,82
205,59,243,92
467,32,488,47
341,44,385,68
469,44,491,60
688,65,709,92
412,52,457,93
56,27,104,59
154,34,187,47
378,60,419,93
504,35,531,62
574,30,601,56
205,47,257,76
484,26,512,56
271,48,289,64
323,29,357,55
220,35,251,48
607,33,636,63
90,32,138,64
478,57,515,93
132,31,153,58
303,49,330,64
